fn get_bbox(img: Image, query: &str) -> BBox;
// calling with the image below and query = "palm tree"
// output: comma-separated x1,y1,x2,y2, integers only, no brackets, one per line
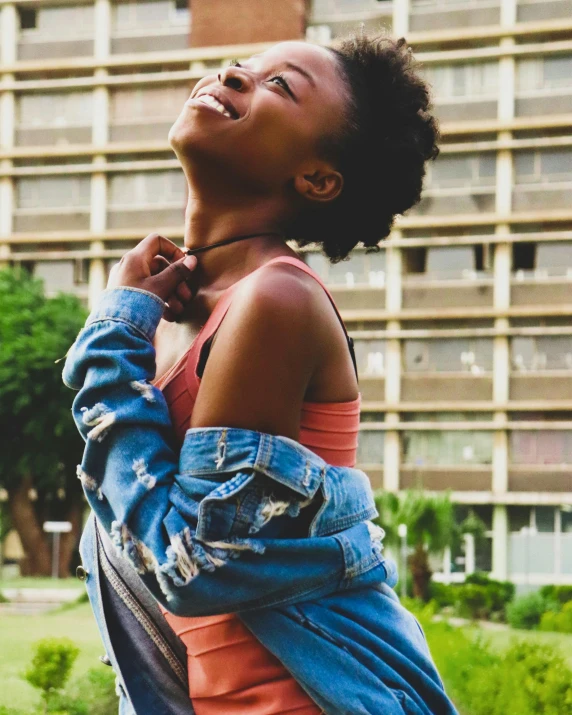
374,490,456,602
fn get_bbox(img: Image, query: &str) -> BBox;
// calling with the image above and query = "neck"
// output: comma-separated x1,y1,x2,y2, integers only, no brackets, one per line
183,189,296,289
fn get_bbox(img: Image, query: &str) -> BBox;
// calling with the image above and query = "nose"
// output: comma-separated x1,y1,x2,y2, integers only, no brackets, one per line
217,65,251,92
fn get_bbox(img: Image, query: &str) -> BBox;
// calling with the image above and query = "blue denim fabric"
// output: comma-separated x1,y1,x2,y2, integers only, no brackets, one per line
64,287,458,715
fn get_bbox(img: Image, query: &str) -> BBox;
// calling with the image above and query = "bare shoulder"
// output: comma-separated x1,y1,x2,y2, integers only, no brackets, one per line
190,261,326,435
227,261,323,334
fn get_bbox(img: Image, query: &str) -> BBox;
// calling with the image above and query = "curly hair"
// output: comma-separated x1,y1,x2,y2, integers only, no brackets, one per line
287,32,440,262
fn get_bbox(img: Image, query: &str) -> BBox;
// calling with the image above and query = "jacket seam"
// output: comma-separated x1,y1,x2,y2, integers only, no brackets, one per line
85,315,155,343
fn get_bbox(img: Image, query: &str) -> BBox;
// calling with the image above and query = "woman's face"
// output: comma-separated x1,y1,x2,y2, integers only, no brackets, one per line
169,41,347,197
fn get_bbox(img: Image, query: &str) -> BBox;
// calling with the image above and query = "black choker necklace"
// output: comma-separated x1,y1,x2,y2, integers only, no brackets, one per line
185,231,284,256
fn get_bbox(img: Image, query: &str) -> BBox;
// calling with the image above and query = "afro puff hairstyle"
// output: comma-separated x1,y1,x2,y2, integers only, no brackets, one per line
288,31,440,262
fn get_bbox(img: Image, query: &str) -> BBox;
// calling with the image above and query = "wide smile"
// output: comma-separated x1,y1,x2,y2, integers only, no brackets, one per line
186,92,240,120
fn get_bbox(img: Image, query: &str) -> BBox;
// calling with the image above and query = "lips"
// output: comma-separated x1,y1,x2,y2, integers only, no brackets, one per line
194,89,240,120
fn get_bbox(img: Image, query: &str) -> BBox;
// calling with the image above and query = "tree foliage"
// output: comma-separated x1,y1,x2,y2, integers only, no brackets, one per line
0,267,87,574
374,489,486,601
0,268,86,487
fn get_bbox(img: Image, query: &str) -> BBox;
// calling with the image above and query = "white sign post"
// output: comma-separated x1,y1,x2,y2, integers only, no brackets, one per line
397,523,408,599
43,521,72,579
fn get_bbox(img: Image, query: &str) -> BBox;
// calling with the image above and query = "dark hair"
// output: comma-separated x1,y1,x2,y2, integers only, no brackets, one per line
288,32,440,262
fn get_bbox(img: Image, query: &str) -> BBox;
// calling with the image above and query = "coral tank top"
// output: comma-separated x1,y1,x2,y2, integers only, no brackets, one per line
155,256,360,714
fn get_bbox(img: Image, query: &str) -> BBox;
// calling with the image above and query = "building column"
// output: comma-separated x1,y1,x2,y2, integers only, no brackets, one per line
384,232,402,492
392,0,410,37
0,4,17,266
89,0,111,307
491,504,508,581
491,0,516,581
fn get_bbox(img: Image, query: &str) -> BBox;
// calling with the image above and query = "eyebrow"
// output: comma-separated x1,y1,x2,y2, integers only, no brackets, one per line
283,62,316,88
248,55,316,89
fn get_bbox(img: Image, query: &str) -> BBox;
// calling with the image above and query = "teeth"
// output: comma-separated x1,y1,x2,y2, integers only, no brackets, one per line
197,94,233,119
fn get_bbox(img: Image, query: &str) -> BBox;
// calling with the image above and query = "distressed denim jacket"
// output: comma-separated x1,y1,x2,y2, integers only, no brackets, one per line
63,288,458,715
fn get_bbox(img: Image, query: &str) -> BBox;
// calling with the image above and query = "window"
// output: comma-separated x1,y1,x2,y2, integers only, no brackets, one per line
111,85,189,122
109,171,186,207
537,242,572,275
18,92,93,128
511,336,572,371
509,431,572,464
512,242,536,272
514,148,572,184
536,506,555,533
403,429,493,466
517,55,572,92
408,245,492,279
20,5,94,36
562,508,572,534
305,250,385,287
353,339,385,375
425,61,498,99
357,430,385,465
402,247,426,275
404,338,493,373
16,176,91,210
509,506,532,532
112,0,189,31
18,8,37,30
428,154,496,189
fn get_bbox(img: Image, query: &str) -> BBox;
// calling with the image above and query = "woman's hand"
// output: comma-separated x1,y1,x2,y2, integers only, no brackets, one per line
108,234,198,321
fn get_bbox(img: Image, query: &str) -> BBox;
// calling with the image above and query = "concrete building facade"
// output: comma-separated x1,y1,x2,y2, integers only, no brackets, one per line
1,0,571,586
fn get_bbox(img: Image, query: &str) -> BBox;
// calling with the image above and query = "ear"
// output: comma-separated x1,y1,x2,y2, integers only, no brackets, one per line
293,164,344,204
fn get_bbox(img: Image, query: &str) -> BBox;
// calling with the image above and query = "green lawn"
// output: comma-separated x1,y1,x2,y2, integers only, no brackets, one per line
2,600,572,712
0,603,103,711
464,624,572,667
0,577,81,591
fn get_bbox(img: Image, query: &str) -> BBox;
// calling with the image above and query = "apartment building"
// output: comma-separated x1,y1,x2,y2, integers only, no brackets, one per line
1,0,571,586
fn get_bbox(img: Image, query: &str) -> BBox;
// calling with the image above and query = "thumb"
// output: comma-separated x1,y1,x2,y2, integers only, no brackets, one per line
151,255,197,300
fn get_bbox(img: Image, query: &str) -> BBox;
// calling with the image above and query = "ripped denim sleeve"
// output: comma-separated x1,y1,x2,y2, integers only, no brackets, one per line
62,288,387,617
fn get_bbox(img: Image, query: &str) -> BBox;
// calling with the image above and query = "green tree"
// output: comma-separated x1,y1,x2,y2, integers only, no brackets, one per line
0,267,86,576
374,489,462,601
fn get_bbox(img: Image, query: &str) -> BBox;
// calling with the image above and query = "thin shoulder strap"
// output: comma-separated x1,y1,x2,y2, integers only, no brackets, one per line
263,256,359,381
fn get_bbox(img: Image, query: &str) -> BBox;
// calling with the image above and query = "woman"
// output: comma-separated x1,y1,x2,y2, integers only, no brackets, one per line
64,32,454,714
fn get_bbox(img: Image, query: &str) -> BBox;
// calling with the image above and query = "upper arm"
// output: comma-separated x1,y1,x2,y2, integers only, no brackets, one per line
190,266,320,439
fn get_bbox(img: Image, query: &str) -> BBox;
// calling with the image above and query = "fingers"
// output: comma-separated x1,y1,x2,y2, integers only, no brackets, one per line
150,256,171,276
132,233,186,265
151,255,197,301
176,281,193,302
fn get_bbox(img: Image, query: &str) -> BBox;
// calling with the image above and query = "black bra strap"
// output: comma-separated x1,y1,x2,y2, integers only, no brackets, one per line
347,335,359,382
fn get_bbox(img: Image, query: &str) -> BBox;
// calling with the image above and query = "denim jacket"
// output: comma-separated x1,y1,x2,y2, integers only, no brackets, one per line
63,287,457,715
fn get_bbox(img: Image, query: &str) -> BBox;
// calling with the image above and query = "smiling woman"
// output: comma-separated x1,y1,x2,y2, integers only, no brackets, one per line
64,31,452,715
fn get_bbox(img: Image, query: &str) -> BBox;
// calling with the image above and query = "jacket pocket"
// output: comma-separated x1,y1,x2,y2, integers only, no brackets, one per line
194,470,316,544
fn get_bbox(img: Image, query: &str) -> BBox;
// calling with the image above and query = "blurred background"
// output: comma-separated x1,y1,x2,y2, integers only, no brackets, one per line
0,0,572,713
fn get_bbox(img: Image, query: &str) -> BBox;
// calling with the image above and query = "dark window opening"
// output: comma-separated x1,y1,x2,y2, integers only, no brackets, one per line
474,245,492,272
19,7,37,29
403,247,427,274
513,242,536,272
175,0,188,10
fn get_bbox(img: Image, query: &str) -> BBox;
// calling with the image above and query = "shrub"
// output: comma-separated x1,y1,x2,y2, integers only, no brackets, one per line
421,617,572,715
63,668,118,715
455,583,492,620
539,601,572,634
506,592,558,630
465,573,515,612
428,581,456,609
539,585,572,606
24,638,79,711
